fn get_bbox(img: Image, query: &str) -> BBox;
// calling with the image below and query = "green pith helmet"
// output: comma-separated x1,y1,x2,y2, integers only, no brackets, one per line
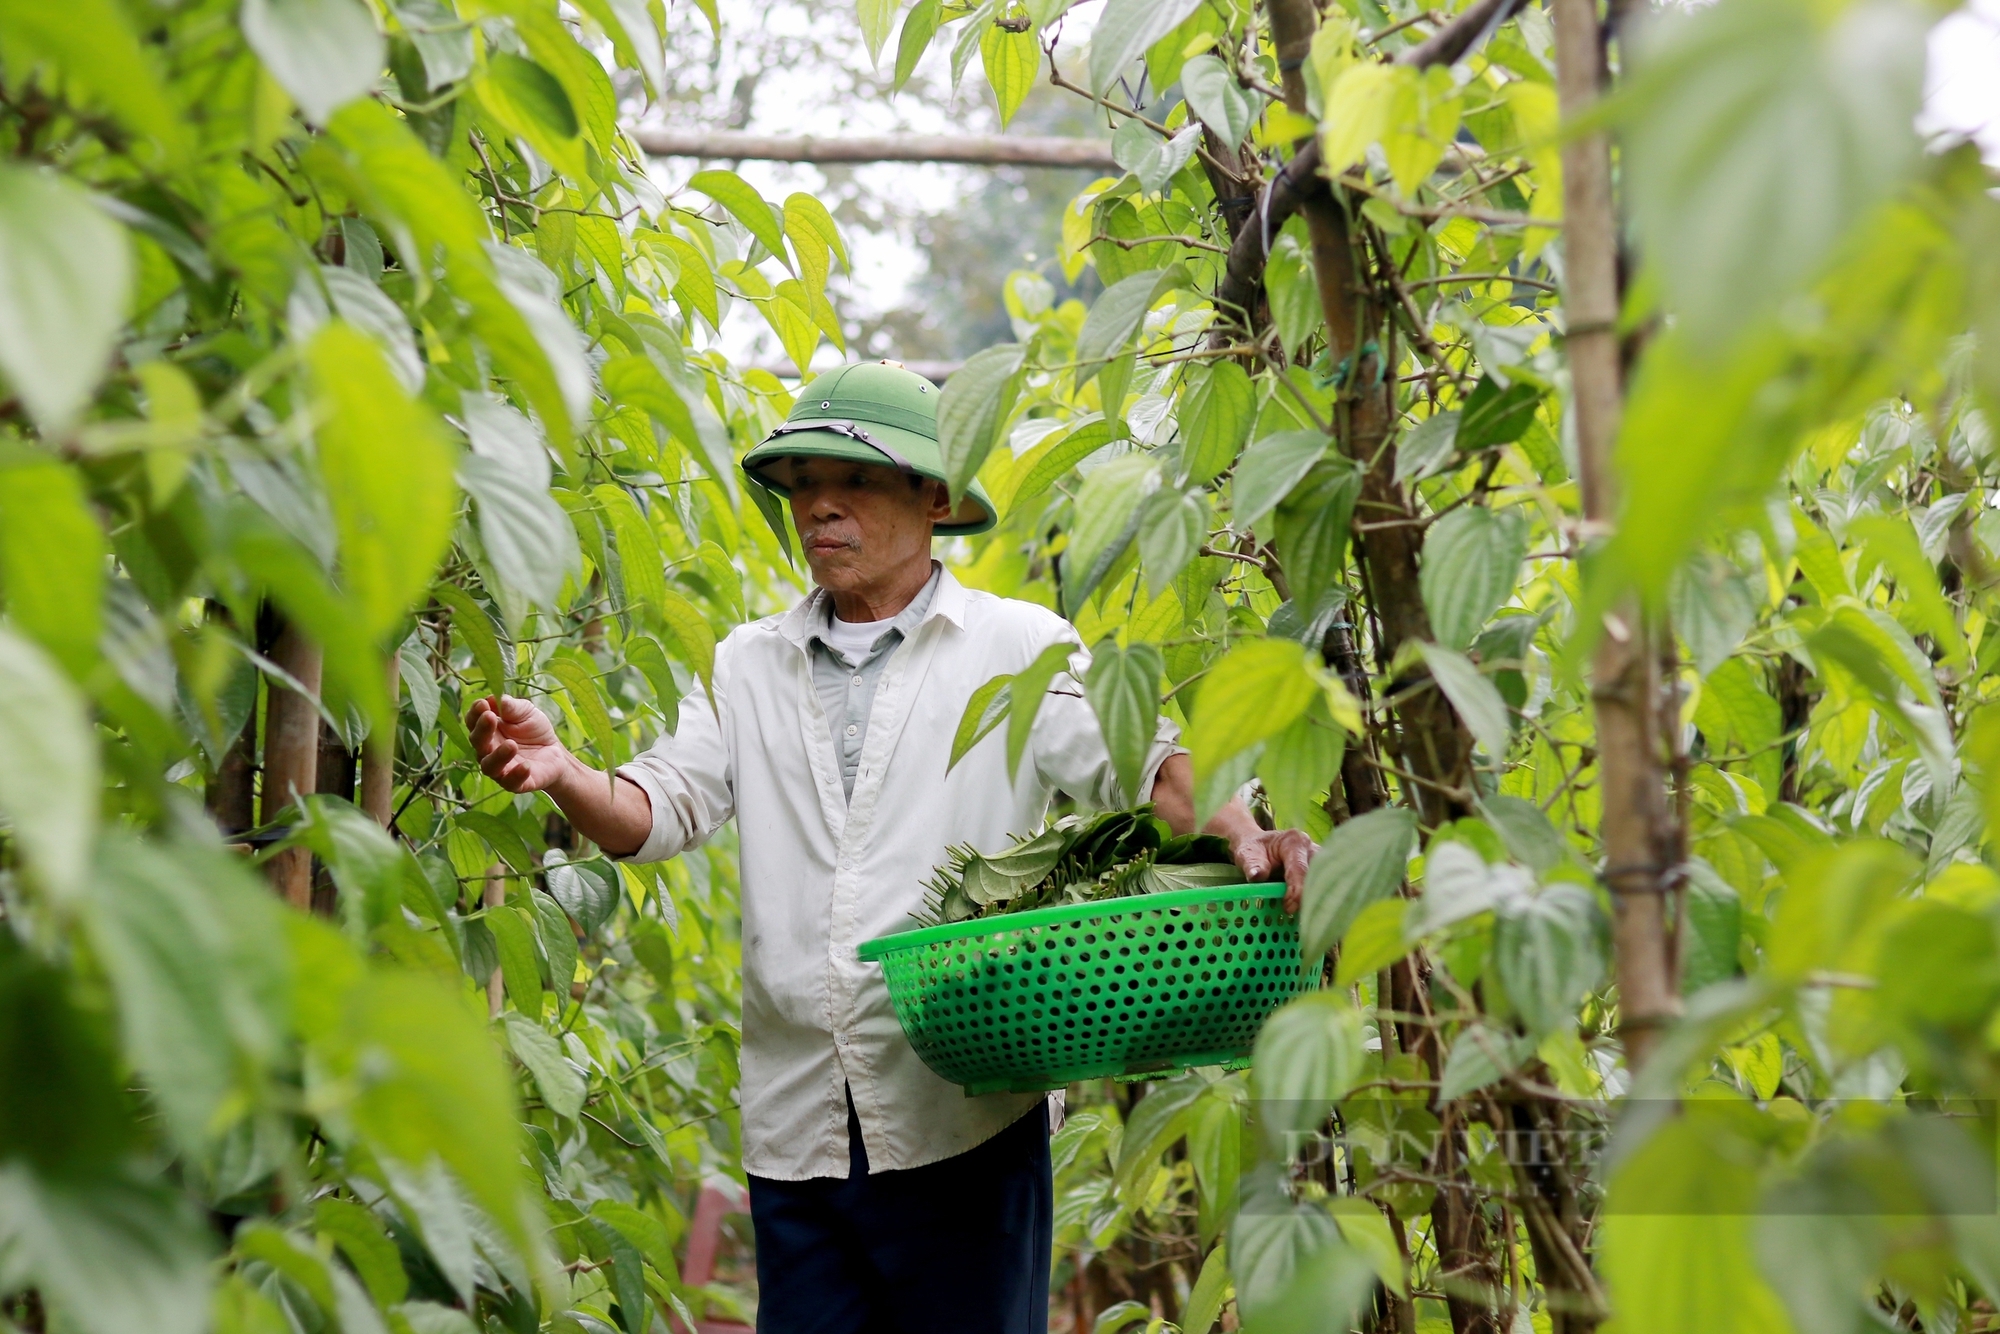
741,361,998,536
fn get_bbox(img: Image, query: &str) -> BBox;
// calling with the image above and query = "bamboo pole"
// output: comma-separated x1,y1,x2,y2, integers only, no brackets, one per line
484,864,506,1019
1552,0,1682,1071
360,656,399,828
260,619,321,910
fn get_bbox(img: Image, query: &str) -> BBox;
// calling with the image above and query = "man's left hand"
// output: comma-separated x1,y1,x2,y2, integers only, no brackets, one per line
1229,827,1314,913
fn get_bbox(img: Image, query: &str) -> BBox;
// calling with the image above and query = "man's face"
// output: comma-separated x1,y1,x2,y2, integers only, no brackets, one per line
781,456,952,594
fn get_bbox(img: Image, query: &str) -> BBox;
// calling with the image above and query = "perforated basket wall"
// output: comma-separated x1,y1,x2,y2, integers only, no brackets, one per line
857,885,1309,1096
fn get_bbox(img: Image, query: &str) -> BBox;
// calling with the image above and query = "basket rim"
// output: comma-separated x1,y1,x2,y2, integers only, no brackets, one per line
856,882,1284,962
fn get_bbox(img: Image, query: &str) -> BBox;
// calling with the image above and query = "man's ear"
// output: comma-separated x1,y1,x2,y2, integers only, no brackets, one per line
924,479,954,522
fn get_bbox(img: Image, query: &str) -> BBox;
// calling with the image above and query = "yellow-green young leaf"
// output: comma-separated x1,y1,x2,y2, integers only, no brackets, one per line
688,169,789,266
1186,639,1319,785
0,626,98,903
502,1011,585,1120
233,1224,335,1314
646,231,720,329
487,902,545,1017
1850,513,1968,664
0,165,134,432
590,1200,680,1286
784,192,848,272
1064,452,1160,611
0,3,187,163
981,17,1038,127
1318,62,1401,174
1008,641,1080,779
431,582,509,696
312,1199,407,1308
1791,507,1852,601
999,416,1128,514
309,323,458,642
950,672,1014,771
574,213,625,297
289,916,531,1250
859,0,900,64
1693,656,1782,795
1088,0,1200,94
895,0,943,90
1416,644,1511,770
591,484,665,620
625,633,682,734
1182,1243,1232,1334
1334,897,1410,987
656,586,718,705
1112,1071,1206,1209
1767,840,1916,981
784,201,831,295
0,456,105,678
766,281,826,374
1598,1117,1793,1334
546,651,622,771
1327,1199,1406,1298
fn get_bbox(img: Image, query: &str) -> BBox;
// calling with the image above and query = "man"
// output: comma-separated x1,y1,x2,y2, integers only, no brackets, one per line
468,361,1312,1333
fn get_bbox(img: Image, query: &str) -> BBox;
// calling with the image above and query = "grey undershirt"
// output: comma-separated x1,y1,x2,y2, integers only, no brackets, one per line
806,565,941,801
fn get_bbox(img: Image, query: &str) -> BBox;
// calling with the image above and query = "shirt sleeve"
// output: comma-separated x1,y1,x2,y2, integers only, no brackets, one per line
1027,634,1186,811
609,647,736,864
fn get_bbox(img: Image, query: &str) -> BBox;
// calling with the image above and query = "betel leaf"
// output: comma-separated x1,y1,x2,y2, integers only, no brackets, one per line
1088,0,1202,93
1112,1072,1207,1209
309,323,459,643
545,650,621,771
1419,505,1528,651
1334,897,1409,987
1416,643,1512,769
1670,550,1759,678
1182,53,1257,149
532,891,578,1001
312,1198,407,1308
950,672,1014,771
1453,376,1542,450
591,483,665,622
1300,807,1417,961
458,455,577,609
859,0,898,63
938,341,1026,502
1084,638,1164,805
1493,884,1607,1037
1180,360,1255,485
0,165,132,433
1395,409,1460,483
687,169,790,269
0,1168,211,1334
1617,0,1927,341
1232,430,1327,529
1006,641,1079,780
1063,451,1160,611
545,854,622,936
431,582,510,696
1003,416,1129,512
655,586,717,706
1680,857,1743,995
487,903,544,1017
0,456,106,679
1259,698,1345,833
0,627,97,903
1438,1023,1533,1100
502,1012,585,1120
1271,457,1363,615
1138,487,1206,597
1074,267,1179,390
478,51,584,177
240,0,384,125
981,17,1038,127
1186,638,1319,786
1250,993,1366,1154
894,0,943,92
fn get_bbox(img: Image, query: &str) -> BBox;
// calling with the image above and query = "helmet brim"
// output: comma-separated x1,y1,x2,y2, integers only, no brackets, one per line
741,422,998,536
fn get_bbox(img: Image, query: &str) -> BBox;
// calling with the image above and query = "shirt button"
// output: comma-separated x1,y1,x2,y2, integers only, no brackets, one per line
851,675,862,687
838,1034,851,1046
845,724,858,736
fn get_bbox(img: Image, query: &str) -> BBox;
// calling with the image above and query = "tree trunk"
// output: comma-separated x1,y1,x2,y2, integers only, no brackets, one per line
1552,0,1681,1068
484,863,507,1019
361,656,399,827
312,719,356,916
260,618,321,910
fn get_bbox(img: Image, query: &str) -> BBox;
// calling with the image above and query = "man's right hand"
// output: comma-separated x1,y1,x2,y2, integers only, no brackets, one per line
469,694,576,794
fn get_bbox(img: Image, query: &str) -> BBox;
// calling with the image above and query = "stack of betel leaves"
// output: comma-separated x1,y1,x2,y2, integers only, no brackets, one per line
915,807,1242,927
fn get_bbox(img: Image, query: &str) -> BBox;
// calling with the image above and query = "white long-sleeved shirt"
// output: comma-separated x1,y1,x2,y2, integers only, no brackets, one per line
613,565,1183,1180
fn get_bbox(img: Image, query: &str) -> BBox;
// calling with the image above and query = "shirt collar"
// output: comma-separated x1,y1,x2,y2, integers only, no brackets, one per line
779,561,961,648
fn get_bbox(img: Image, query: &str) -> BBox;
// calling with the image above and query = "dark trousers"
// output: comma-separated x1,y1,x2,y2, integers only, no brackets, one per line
746,1091,1052,1334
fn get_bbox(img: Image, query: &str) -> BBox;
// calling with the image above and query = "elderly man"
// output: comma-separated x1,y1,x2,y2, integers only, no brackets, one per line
468,362,1311,1333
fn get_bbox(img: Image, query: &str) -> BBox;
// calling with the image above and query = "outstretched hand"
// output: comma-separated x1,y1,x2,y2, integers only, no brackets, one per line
1228,827,1314,914
467,694,575,794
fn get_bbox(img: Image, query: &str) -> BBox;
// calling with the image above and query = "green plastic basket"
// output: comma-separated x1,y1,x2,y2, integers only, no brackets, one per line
856,884,1309,1096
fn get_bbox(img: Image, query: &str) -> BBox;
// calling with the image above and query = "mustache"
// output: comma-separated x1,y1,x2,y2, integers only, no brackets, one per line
802,526,862,552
